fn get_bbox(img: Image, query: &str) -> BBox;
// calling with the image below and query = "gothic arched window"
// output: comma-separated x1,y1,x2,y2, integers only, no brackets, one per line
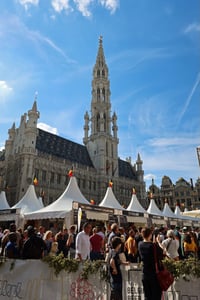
96,113,100,131
102,69,105,77
97,70,100,77
97,88,100,101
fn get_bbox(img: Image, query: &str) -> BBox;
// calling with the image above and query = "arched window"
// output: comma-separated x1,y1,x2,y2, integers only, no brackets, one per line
97,88,100,101
103,113,106,131
96,113,100,131
102,88,105,101
102,69,105,77
97,70,100,77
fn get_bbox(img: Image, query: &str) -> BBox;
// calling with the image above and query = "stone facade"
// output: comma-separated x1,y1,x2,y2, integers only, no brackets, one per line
148,176,200,210
0,37,146,208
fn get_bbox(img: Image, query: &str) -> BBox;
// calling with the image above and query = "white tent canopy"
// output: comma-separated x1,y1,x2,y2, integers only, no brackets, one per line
24,176,90,220
174,205,198,225
12,185,44,214
0,191,10,210
162,202,177,219
183,210,200,218
99,187,124,211
127,193,146,214
147,198,164,216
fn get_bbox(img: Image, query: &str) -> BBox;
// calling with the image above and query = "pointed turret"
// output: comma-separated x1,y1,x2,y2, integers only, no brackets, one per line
27,98,40,128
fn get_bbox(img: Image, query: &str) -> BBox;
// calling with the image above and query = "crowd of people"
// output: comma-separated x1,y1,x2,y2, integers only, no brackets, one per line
0,222,200,300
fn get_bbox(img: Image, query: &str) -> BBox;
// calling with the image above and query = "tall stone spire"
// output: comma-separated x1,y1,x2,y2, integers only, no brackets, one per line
84,36,119,177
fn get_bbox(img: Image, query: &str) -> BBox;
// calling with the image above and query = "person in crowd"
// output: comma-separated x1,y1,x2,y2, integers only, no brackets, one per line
5,232,20,258
49,223,59,237
54,230,68,257
138,227,163,300
0,223,22,256
134,227,143,262
62,228,69,244
125,229,137,263
43,230,53,256
66,225,77,259
37,226,45,238
22,225,47,259
107,223,119,252
75,222,92,261
109,236,129,300
180,227,188,258
161,229,179,260
183,232,198,258
90,226,104,260
174,226,183,260
0,227,3,247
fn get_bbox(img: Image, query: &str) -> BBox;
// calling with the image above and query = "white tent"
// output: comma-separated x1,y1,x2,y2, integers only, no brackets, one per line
99,187,124,211
147,198,165,225
0,191,10,209
12,185,44,214
24,176,90,220
147,198,164,216
174,205,197,226
127,193,146,214
162,202,177,219
126,192,148,224
183,210,200,218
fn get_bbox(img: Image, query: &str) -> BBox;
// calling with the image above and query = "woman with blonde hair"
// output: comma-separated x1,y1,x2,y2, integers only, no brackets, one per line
43,230,53,256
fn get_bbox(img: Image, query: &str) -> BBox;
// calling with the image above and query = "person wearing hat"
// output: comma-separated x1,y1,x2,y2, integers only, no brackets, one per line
22,226,47,259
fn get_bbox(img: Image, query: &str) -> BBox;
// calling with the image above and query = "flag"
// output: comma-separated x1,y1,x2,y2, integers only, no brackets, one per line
68,168,73,177
33,176,38,186
109,180,113,188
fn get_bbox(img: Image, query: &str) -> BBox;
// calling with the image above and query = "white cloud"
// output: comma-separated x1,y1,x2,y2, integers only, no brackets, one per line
148,137,199,148
99,0,119,14
184,22,200,34
0,81,13,102
73,0,93,17
144,173,156,181
37,122,58,135
18,0,39,10
51,0,73,13
178,72,200,123
0,81,12,92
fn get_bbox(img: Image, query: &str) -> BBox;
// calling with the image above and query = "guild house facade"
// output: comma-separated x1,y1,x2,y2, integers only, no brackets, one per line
0,37,146,208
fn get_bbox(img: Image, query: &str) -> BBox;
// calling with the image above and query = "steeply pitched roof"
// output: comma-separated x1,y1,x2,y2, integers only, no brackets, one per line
36,129,137,181
118,158,137,179
36,129,94,167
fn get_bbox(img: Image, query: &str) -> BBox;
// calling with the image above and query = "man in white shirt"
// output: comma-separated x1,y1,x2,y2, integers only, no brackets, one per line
75,222,92,261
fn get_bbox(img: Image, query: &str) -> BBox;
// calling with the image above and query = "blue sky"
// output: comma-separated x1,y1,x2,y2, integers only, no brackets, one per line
0,0,200,189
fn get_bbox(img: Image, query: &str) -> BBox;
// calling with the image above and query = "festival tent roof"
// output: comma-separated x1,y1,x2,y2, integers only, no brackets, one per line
0,191,10,209
24,176,90,220
12,185,44,214
183,210,200,218
162,202,177,219
147,198,164,216
99,187,124,211
174,205,199,223
126,193,146,214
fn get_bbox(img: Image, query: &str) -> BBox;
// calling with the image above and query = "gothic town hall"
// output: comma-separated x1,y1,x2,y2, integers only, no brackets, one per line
0,37,146,208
